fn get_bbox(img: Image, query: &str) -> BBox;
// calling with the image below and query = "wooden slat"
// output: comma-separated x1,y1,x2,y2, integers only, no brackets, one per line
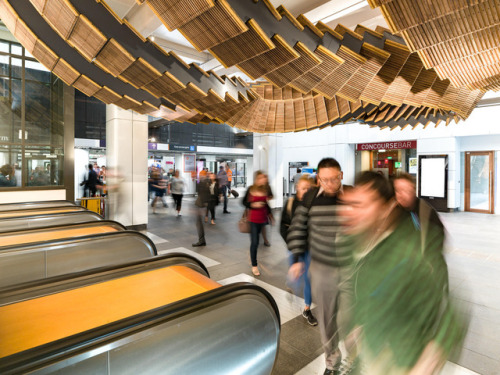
208,19,275,68
42,0,78,39
178,0,247,52
119,58,163,89
52,58,80,85
73,74,101,97
237,35,299,80
94,39,135,77
264,42,322,88
145,0,215,31
67,15,107,61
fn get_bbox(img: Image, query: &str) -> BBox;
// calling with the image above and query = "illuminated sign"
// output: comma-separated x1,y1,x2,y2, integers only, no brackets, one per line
356,140,417,151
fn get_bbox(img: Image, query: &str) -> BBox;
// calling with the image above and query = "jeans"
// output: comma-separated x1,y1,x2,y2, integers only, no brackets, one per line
250,222,265,266
220,185,228,211
288,252,312,307
172,193,183,211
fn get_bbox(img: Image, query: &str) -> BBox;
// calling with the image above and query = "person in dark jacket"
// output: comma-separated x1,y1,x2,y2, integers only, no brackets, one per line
280,174,318,326
205,172,220,225
193,176,211,247
80,163,99,197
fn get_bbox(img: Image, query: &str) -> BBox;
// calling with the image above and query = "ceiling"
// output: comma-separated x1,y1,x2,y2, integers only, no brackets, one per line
104,0,388,80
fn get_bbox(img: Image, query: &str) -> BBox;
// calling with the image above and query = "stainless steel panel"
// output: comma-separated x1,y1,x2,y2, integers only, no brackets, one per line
0,234,155,288
0,251,46,287
46,236,155,277
31,294,280,375
25,213,102,229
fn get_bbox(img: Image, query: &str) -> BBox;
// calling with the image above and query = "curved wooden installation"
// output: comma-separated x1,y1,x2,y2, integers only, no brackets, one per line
0,0,487,131
368,0,500,91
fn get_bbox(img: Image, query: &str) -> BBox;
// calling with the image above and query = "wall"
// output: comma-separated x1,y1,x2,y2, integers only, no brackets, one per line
275,103,500,212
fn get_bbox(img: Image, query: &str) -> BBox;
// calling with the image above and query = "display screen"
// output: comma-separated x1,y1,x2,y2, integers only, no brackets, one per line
420,157,446,198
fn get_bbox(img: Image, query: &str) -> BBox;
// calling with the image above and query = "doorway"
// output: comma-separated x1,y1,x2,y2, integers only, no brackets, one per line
465,151,494,213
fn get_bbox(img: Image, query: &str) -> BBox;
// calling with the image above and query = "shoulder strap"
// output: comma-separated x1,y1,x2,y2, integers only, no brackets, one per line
419,199,432,254
286,197,294,216
303,187,319,209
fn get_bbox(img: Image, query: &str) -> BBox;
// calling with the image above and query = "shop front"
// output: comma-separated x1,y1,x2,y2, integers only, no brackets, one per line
355,140,417,178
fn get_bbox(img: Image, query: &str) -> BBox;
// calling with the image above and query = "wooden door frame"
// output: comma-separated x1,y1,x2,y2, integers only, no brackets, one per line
465,151,495,214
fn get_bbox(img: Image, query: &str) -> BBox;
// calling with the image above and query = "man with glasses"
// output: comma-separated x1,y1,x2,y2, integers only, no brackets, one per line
287,158,352,375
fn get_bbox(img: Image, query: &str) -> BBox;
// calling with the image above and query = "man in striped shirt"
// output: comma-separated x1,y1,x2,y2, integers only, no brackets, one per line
287,158,352,375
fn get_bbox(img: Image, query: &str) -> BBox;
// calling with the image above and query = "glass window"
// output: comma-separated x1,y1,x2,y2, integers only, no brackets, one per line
11,45,23,56
0,54,9,76
0,145,22,187
0,41,8,54
25,146,63,186
0,38,65,188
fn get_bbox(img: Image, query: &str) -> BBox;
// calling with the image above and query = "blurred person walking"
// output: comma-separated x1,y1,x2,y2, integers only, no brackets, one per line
225,164,233,196
170,170,185,216
280,174,318,326
341,171,464,374
205,172,220,225
243,171,273,276
287,158,352,375
80,163,99,197
217,165,230,214
260,177,274,247
0,164,16,187
150,170,167,214
393,173,446,253
193,176,211,247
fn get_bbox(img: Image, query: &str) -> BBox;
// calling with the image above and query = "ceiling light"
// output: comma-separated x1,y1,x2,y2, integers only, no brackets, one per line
320,1,367,23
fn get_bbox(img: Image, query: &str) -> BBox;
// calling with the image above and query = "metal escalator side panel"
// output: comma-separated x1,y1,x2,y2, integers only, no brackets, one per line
0,231,158,289
2,284,280,375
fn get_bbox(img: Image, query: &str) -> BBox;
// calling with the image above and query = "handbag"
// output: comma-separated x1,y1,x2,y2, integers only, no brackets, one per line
238,209,251,233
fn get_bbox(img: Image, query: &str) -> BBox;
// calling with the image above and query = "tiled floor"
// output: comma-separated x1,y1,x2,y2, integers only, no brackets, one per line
144,197,499,375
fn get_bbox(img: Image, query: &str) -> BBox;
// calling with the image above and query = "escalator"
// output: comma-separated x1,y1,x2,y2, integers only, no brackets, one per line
0,255,280,375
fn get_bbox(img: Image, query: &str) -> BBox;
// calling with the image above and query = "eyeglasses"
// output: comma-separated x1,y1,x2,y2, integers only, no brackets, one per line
318,175,342,185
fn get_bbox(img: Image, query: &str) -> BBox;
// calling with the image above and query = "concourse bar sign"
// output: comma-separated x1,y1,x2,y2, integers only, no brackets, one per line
356,140,417,151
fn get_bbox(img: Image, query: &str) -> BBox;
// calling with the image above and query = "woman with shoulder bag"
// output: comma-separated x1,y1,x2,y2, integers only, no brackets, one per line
243,171,273,276
280,174,318,325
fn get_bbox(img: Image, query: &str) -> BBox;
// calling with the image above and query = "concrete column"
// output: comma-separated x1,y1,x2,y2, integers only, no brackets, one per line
106,105,148,229
253,134,284,209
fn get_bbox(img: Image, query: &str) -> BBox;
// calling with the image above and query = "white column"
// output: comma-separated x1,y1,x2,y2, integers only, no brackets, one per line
253,133,284,208
106,105,148,228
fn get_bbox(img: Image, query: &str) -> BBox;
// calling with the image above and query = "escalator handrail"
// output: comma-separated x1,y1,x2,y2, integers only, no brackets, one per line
0,211,104,231
0,207,93,221
0,282,280,374
0,252,210,304
0,200,76,209
0,220,126,236
0,230,158,255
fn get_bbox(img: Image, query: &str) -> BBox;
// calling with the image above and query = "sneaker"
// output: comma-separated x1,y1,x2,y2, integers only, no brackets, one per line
302,309,318,326
339,357,360,375
323,369,340,375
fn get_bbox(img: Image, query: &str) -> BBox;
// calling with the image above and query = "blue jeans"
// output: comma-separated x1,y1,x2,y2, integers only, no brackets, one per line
250,222,265,266
288,252,312,307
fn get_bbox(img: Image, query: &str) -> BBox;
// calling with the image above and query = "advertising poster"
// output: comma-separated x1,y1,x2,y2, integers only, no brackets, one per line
183,154,196,172
409,158,418,174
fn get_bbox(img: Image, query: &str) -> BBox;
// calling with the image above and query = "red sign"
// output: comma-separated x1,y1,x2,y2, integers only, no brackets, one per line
356,140,417,151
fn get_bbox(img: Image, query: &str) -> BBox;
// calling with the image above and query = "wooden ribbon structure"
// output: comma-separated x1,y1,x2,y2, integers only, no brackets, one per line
0,0,489,132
